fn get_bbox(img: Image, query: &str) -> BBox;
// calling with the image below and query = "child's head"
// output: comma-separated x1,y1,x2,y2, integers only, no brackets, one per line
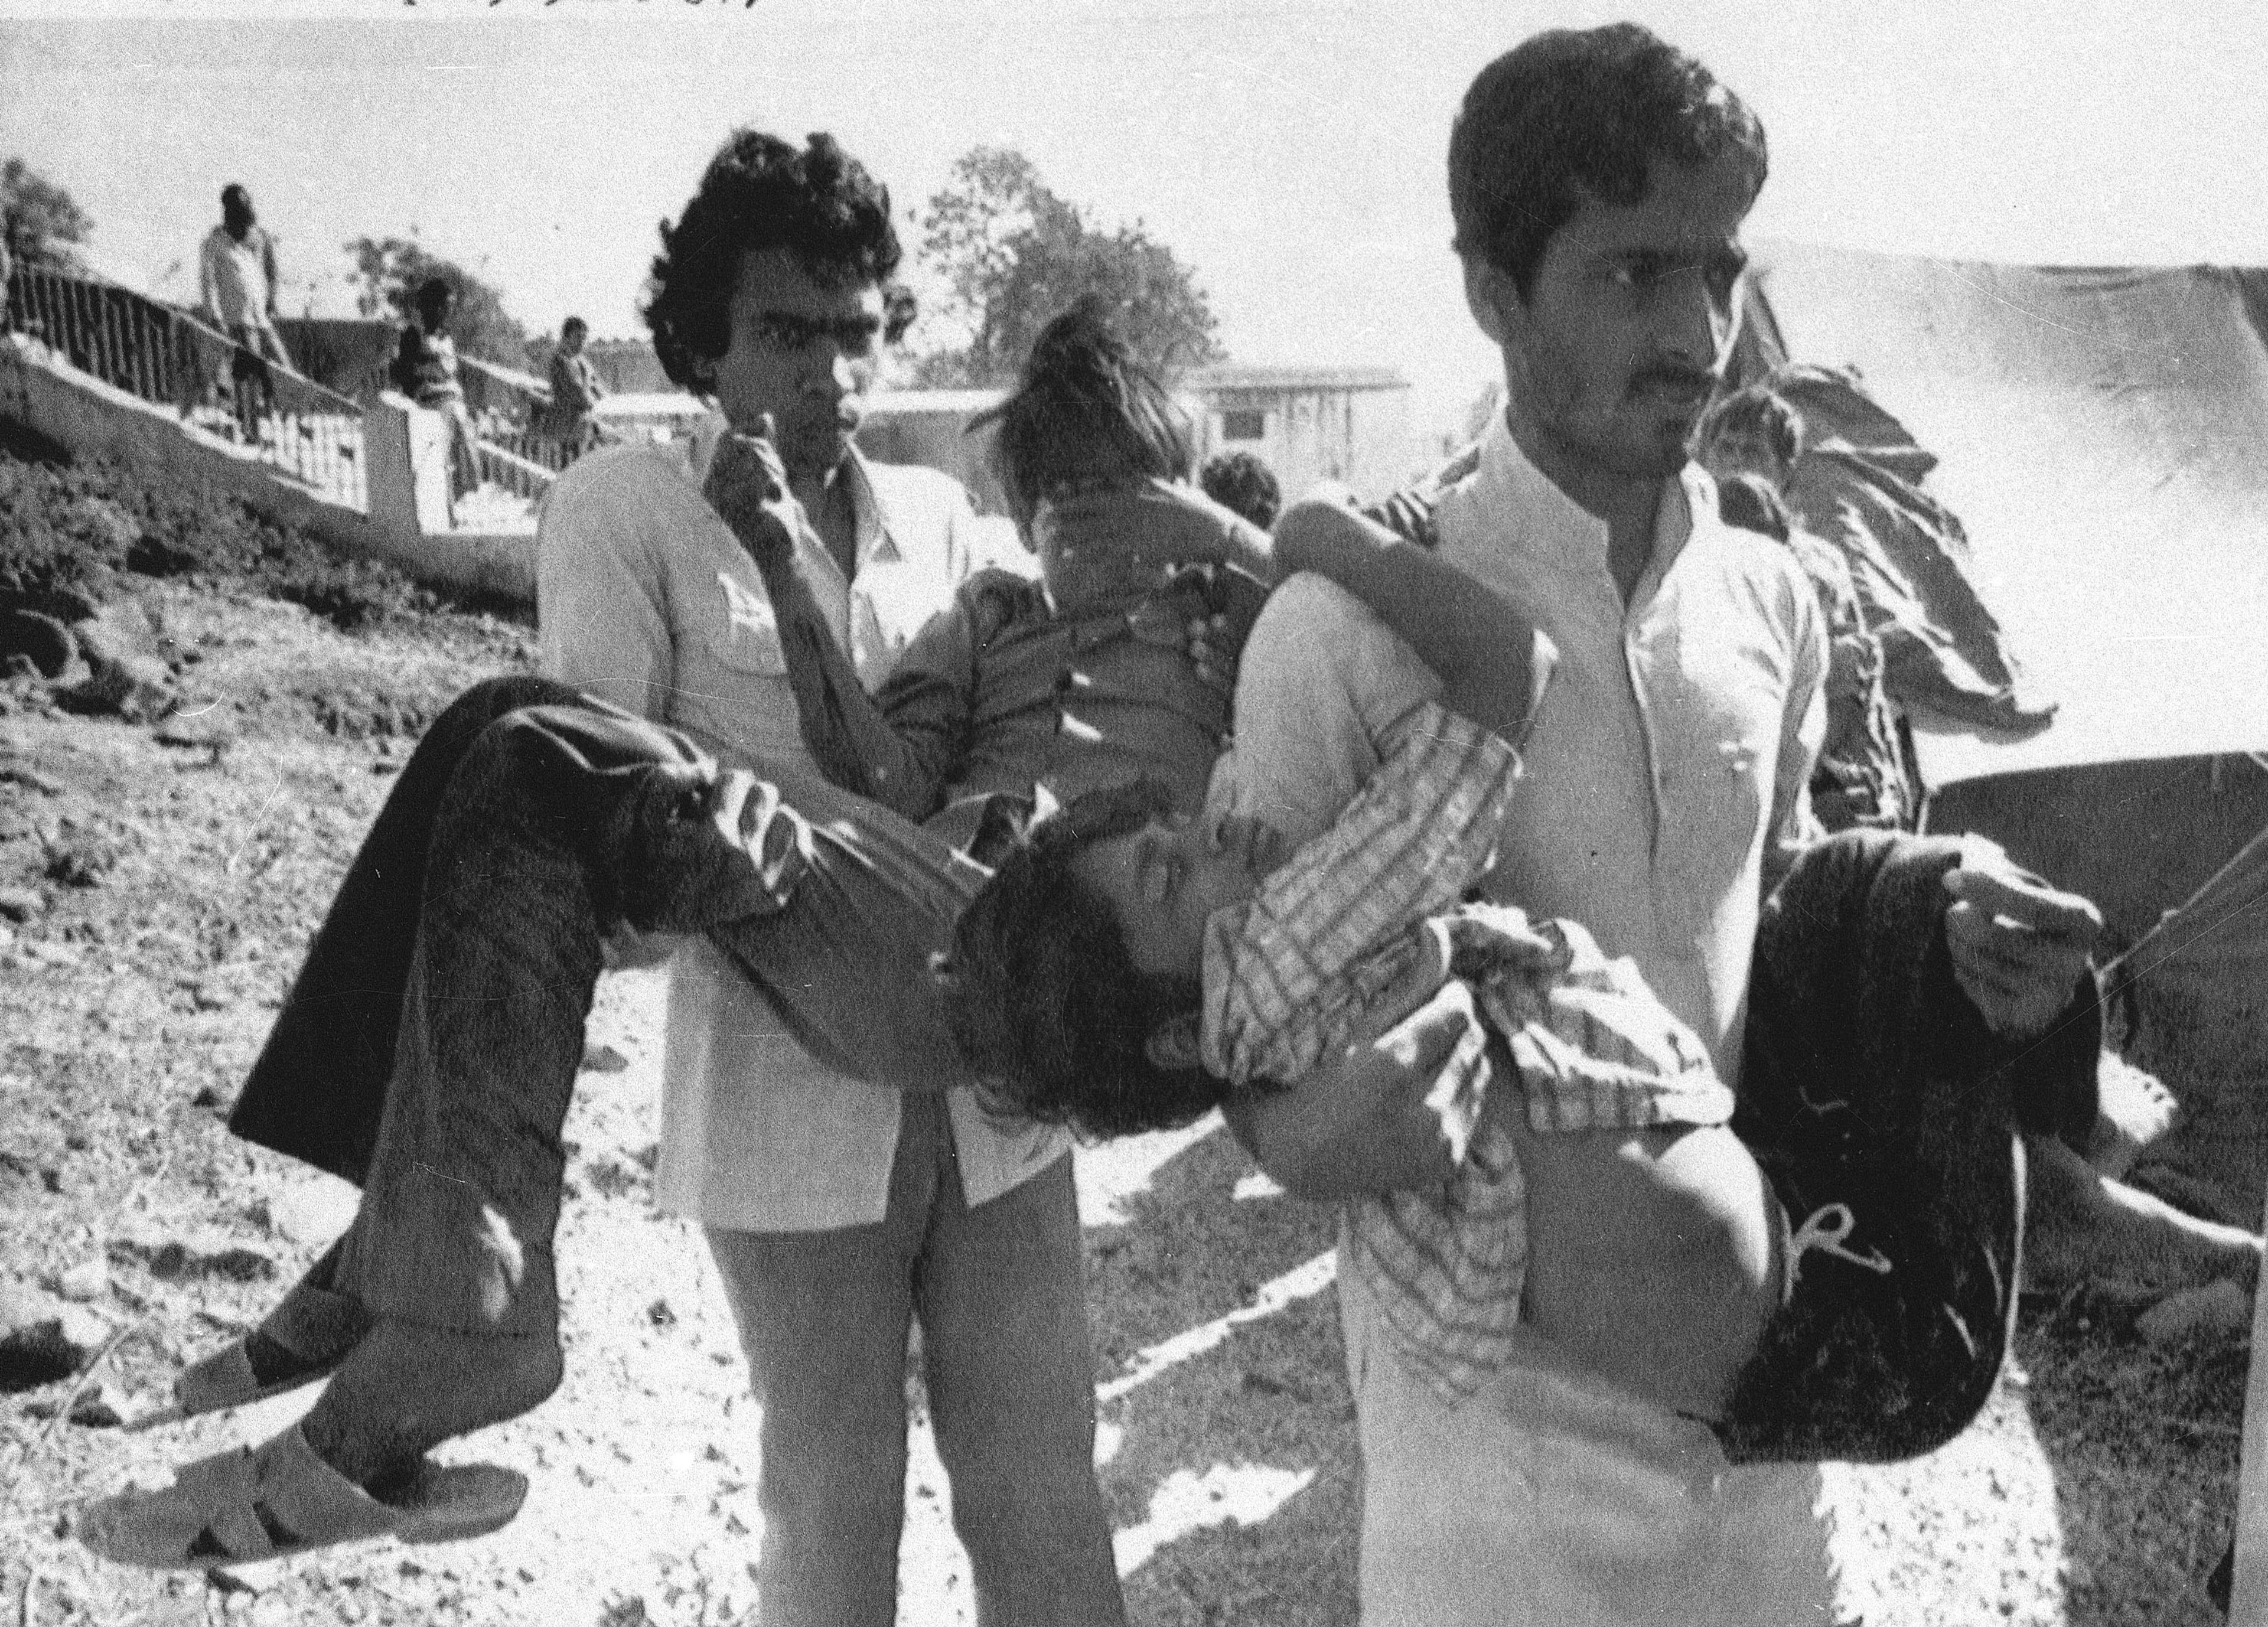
1697,384,1804,491
942,780,1288,1139
415,275,455,331
982,298,1194,533
1199,450,1283,529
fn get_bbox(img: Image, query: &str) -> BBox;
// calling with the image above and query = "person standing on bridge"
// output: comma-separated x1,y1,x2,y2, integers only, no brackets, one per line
198,183,291,443
389,275,483,517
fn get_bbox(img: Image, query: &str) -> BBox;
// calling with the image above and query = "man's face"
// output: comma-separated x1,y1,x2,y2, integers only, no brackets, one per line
709,247,885,482
561,325,586,356
1700,423,1790,492
223,191,255,235
1068,810,1288,981
1468,150,1755,481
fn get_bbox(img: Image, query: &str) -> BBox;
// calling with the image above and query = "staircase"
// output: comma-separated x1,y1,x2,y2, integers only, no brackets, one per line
2,265,555,537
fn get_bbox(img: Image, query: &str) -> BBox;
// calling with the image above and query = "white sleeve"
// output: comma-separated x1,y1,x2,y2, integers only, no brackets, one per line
536,469,676,723
1220,572,1444,849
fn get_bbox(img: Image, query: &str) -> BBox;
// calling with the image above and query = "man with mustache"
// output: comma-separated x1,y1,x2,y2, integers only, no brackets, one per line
536,130,1122,1626
1212,25,2102,1624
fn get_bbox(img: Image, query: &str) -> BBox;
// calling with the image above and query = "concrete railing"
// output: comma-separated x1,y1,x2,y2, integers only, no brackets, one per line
4,264,369,510
4,334,536,599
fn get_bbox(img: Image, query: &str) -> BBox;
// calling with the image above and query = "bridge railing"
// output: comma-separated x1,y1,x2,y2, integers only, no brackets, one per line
4,263,368,510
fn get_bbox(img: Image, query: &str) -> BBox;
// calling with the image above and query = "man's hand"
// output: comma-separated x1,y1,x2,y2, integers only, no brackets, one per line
1944,837,2102,1043
600,925,686,973
702,419,799,571
1223,978,1483,1201
1043,478,1275,581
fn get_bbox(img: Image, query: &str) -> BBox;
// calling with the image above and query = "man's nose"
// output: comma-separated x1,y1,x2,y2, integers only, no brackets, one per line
805,343,870,400
1654,267,1738,370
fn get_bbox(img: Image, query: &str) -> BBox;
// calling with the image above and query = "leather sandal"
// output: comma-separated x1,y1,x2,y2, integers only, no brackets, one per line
132,1284,369,1430
75,1423,527,1570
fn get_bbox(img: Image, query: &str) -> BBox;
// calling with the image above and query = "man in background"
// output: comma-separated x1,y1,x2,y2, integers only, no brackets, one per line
389,275,483,514
545,314,607,459
198,182,291,441
1198,448,1282,529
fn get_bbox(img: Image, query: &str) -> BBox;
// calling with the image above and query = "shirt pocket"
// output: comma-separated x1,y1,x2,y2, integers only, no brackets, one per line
706,570,789,677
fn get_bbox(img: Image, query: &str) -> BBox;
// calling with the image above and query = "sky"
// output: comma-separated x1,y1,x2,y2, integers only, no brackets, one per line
5,0,2268,433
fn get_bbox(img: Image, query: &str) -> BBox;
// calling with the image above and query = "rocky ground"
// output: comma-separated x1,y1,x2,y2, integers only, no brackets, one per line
0,574,2254,1626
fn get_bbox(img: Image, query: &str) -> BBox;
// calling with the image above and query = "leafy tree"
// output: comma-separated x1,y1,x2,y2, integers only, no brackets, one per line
2,157,93,272
909,147,1224,387
344,235,532,369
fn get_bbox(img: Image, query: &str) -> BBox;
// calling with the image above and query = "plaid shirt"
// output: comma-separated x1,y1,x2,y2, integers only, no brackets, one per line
1201,704,1736,1401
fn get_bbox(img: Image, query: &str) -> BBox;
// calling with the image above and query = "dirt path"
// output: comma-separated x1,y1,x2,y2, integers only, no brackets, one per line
0,581,2247,1625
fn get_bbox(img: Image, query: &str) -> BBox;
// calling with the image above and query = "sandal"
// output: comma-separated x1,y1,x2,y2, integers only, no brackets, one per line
75,1423,527,1570
132,1284,369,1430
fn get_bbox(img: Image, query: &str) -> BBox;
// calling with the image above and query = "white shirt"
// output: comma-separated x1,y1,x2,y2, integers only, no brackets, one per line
199,225,273,331
537,413,1068,1230
1427,414,1827,1084
1216,436,1839,1627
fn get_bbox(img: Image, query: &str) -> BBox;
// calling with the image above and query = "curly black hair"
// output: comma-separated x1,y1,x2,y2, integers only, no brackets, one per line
980,297,1194,529
1449,24,1767,299
1198,450,1282,529
941,778,1230,1142
642,129,909,391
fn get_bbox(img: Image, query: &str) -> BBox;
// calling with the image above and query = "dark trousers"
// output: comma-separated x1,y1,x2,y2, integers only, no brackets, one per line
1718,829,2101,1463
230,676,989,1336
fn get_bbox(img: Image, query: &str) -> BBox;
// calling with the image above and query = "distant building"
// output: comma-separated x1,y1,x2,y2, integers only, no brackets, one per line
1181,364,1411,504
583,338,674,395
854,388,1012,514
552,341,1416,508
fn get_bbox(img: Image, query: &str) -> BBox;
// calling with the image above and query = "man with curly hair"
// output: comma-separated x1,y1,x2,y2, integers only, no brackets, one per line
536,131,1122,1626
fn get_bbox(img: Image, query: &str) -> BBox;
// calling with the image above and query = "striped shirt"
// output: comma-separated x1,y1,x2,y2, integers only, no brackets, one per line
1201,703,1736,1401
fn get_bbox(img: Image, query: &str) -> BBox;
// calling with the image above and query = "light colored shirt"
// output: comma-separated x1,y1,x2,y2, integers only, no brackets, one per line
1205,699,1732,1402
1428,415,1827,1084
1219,488,1837,1623
537,412,1068,1230
199,224,275,331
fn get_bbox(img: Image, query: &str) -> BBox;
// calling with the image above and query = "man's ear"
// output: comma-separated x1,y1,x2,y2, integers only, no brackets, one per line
1460,256,1517,347
1143,1012,1204,1072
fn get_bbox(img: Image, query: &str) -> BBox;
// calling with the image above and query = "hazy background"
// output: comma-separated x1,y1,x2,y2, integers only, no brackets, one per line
5,0,2266,435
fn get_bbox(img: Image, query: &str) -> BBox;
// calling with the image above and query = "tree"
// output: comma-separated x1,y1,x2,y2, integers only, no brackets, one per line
909,147,1225,387
344,235,533,369
2,157,93,273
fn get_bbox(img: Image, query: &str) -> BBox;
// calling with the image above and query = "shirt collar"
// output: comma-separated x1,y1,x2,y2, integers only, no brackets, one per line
1472,407,1707,576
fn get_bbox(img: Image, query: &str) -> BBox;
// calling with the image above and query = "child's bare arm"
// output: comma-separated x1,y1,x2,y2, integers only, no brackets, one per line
1223,979,1478,1199
1272,500,1555,751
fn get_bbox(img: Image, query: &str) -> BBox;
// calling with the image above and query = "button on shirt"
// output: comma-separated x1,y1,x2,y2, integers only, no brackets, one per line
537,412,1068,1230
1428,416,1827,1084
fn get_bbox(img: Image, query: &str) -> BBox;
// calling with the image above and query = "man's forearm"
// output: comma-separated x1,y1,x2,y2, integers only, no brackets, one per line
743,547,935,820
